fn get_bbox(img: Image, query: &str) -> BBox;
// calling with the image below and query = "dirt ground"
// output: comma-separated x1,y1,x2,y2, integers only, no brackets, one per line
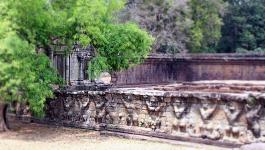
0,121,232,150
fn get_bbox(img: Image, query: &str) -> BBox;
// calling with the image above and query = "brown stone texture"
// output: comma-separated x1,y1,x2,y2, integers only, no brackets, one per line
112,53,265,85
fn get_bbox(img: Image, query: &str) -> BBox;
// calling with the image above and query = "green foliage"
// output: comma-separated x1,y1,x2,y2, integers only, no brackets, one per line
0,0,153,117
0,22,60,117
70,0,154,78
236,47,265,53
123,0,226,53
188,0,226,53
88,23,153,79
123,0,265,53
218,0,265,52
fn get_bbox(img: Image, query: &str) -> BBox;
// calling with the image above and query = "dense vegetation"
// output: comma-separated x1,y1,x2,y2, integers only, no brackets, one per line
125,0,265,53
122,0,191,53
0,0,153,131
218,0,265,53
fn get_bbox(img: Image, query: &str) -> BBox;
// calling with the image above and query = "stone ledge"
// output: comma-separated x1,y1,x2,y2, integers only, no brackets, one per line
148,53,265,61
46,83,265,146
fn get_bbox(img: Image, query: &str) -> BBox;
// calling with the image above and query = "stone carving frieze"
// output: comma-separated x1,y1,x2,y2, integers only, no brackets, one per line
199,99,217,121
105,94,119,124
187,123,202,138
171,97,191,135
45,90,265,145
172,97,190,119
143,95,166,130
245,102,262,138
80,97,92,125
122,94,139,126
199,123,223,140
145,96,164,112
93,94,106,124
223,101,243,125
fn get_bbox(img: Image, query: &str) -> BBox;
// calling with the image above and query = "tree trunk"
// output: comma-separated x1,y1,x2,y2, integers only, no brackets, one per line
0,103,8,132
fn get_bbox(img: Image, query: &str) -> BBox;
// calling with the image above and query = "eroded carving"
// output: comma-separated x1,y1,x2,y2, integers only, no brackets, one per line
224,101,243,125
240,131,256,143
145,96,164,112
45,88,265,145
187,123,202,138
199,123,223,140
105,94,119,124
93,94,106,124
171,97,191,135
245,100,262,138
122,94,139,126
172,97,190,119
143,96,165,130
80,97,92,125
64,96,81,122
172,118,190,135
199,100,217,121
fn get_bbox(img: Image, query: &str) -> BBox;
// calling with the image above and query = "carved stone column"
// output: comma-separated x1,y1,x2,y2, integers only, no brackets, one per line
77,54,85,81
76,45,95,85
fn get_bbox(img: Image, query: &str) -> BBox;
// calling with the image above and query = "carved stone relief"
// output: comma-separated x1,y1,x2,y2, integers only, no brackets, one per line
198,123,223,140
45,90,265,145
105,94,119,124
171,97,191,134
187,123,201,138
172,97,190,119
199,99,217,121
224,101,243,125
122,94,139,126
245,103,262,138
80,97,92,125
93,94,106,124
143,96,165,130
145,96,164,112
63,96,76,121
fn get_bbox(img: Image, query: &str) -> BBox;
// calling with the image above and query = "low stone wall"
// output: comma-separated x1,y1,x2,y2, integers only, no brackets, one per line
112,53,265,85
46,85,265,147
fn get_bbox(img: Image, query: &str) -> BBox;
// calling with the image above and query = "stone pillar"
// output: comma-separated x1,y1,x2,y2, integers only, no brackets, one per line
74,45,95,85
78,56,85,81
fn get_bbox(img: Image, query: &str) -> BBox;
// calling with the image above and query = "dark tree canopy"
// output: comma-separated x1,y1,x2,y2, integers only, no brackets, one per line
124,0,265,53
123,0,226,53
218,0,265,52
123,0,191,54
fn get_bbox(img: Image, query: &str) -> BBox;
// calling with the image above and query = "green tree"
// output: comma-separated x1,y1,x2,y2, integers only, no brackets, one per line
218,0,265,52
0,22,60,131
88,23,153,79
0,0,62,131
188,0,226,53
70,0,154,78
0,0,153,131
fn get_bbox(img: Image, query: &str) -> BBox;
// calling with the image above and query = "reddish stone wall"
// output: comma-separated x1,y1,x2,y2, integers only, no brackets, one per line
112,53,265,85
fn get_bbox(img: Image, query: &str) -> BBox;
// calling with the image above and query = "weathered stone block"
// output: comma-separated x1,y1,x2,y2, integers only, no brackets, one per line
46,83,265,146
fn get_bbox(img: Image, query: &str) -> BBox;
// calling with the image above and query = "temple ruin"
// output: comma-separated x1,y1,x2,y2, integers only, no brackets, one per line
45,51,265,147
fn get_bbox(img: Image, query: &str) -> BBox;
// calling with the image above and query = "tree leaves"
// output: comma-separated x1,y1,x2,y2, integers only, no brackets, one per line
218,0,265,52
189,0,225,53
88,23,154,79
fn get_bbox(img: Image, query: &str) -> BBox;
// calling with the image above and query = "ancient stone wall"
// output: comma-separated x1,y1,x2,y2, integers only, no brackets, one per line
46,87,265,146
113,53,265,85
